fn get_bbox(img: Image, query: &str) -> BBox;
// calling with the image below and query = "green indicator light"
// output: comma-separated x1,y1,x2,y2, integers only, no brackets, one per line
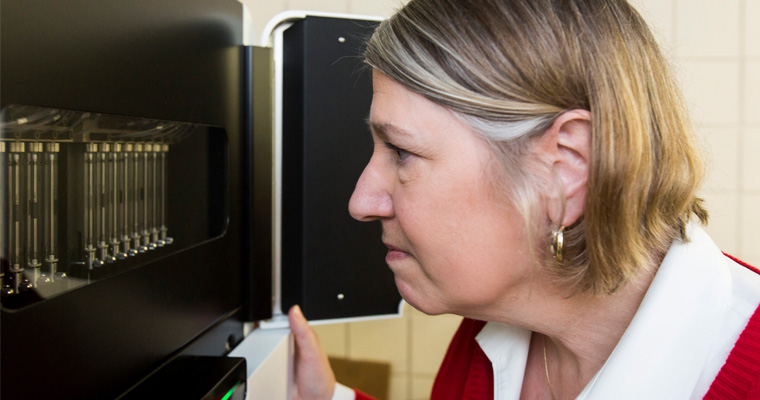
221,380,242,400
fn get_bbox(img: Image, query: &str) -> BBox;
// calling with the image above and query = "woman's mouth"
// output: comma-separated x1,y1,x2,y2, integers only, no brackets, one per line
384,244,408,262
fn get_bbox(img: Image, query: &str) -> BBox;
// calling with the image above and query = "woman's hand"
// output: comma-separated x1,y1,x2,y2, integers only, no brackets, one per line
289,305,337,400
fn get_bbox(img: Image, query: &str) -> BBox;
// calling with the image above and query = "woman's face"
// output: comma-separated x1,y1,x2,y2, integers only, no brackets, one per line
349,71,536,316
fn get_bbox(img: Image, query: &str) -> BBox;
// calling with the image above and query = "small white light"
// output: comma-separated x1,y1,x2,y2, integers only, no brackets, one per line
337,294,345,300
338,37,346,43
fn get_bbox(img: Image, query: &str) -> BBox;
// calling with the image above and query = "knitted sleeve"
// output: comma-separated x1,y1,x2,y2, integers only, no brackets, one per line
354,389,376,400
704,255,760,400
430,318,493,400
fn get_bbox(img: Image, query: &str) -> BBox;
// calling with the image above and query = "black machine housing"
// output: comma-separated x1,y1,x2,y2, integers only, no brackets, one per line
0,2,401,399
0,1,258,398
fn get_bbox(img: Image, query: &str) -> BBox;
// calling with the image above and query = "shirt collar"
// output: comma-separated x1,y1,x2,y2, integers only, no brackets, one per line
579,223,731,399
476,322,531,399
475,224,731,399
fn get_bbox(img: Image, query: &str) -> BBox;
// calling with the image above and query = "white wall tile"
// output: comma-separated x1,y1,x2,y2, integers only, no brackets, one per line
746,0,760,58
679,60,740,125
674,0,740,58
313,322,348,357
738,251,760,270
740,195,760,266
745,61,760,124
700,191,739,255
411,375,436,400
243,0,286,45
348,0,407,17
388,373,409,400
699,126,740,192
410,312,462,375
286,0,349,13
743,129,760,192
628,0,675,51
348,316,408,372
245,0,392,44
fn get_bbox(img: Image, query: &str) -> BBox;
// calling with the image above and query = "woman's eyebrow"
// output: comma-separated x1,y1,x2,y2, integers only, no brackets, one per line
367,120,415,141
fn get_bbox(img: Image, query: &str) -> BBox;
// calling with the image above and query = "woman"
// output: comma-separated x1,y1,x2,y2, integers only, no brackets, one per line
289,0,760,398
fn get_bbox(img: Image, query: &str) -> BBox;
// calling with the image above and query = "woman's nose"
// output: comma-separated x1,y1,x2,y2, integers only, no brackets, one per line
348,159,393,222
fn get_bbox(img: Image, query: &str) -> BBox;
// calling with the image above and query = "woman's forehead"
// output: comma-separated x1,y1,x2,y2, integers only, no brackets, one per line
370,72,457,136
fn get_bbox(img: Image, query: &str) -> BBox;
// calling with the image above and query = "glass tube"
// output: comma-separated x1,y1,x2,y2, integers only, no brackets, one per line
43,143,59,281
0,142,8,296
155,144,165,246
149,144,159,247
133,144,146,253
141,144,152,250
110,143,125,260
159,144,172,245
122,144,137,256
1,142,13,296
9,142,27,292
98,143,114,263
26,143,43,286
84,143,100,269
141,144,154,250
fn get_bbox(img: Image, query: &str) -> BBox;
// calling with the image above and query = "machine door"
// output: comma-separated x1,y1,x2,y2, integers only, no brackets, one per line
254,15,403,323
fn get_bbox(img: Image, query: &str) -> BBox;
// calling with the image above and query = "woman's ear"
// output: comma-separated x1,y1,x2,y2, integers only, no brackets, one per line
535,109,591,227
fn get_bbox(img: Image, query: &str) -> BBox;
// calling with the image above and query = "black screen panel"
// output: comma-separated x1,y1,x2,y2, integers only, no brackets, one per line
280,17,402,320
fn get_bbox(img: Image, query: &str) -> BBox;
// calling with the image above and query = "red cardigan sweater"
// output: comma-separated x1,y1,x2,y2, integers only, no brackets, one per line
704,255,760,399
356,258,760,400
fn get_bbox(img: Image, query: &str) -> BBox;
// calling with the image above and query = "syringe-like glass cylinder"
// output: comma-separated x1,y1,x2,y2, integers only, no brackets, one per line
155,144,165,246
1,142,14,296
84,143,100,269
122,144,136,256
142,144,154,251
149,144,160,247
110,143,125,260
26,143,43,286
9,142,27,292
158,144,172,245
98,143,114,263
133,144,146,253
43,143,59,281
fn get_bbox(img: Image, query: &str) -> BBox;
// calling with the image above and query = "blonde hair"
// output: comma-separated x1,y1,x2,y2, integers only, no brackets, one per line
364,0,708,294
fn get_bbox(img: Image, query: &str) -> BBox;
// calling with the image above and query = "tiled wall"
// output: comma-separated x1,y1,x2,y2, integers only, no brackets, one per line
628,0,760,266
314,303,461,399
245,0,759,399
242,0,406,44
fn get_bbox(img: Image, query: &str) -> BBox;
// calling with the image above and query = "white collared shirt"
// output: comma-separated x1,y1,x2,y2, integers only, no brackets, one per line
476,225,760,399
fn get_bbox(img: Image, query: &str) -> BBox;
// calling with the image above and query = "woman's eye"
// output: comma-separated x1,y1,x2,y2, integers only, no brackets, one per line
385,142,411,162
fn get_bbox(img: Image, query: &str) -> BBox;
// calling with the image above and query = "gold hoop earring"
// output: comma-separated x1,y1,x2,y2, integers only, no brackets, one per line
551,226,564,262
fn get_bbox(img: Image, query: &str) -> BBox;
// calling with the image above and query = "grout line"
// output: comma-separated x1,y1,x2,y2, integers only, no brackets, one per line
671,0,678,49
676,56,744,63
344,323,350,358
693,122,748,129
737,0,747,257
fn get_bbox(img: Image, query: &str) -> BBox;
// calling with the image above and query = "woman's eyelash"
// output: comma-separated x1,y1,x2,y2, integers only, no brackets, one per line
384,142,412,162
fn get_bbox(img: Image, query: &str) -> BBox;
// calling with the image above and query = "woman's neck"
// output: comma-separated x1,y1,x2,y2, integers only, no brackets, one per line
490,266,658,398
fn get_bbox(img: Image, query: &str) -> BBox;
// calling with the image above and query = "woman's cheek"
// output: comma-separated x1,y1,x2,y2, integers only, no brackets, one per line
396,161,421,185
396,166,412,185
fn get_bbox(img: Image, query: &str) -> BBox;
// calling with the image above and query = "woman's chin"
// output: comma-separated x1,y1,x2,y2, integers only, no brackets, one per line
395,277,447,316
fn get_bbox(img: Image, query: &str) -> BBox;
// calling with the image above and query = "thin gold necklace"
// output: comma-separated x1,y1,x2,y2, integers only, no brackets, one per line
542,335,558,400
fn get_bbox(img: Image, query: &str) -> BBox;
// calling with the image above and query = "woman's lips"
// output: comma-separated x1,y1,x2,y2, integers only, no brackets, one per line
384,244,408,262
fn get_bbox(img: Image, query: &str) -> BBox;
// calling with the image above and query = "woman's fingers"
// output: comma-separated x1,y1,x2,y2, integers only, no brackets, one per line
289,305,337,400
